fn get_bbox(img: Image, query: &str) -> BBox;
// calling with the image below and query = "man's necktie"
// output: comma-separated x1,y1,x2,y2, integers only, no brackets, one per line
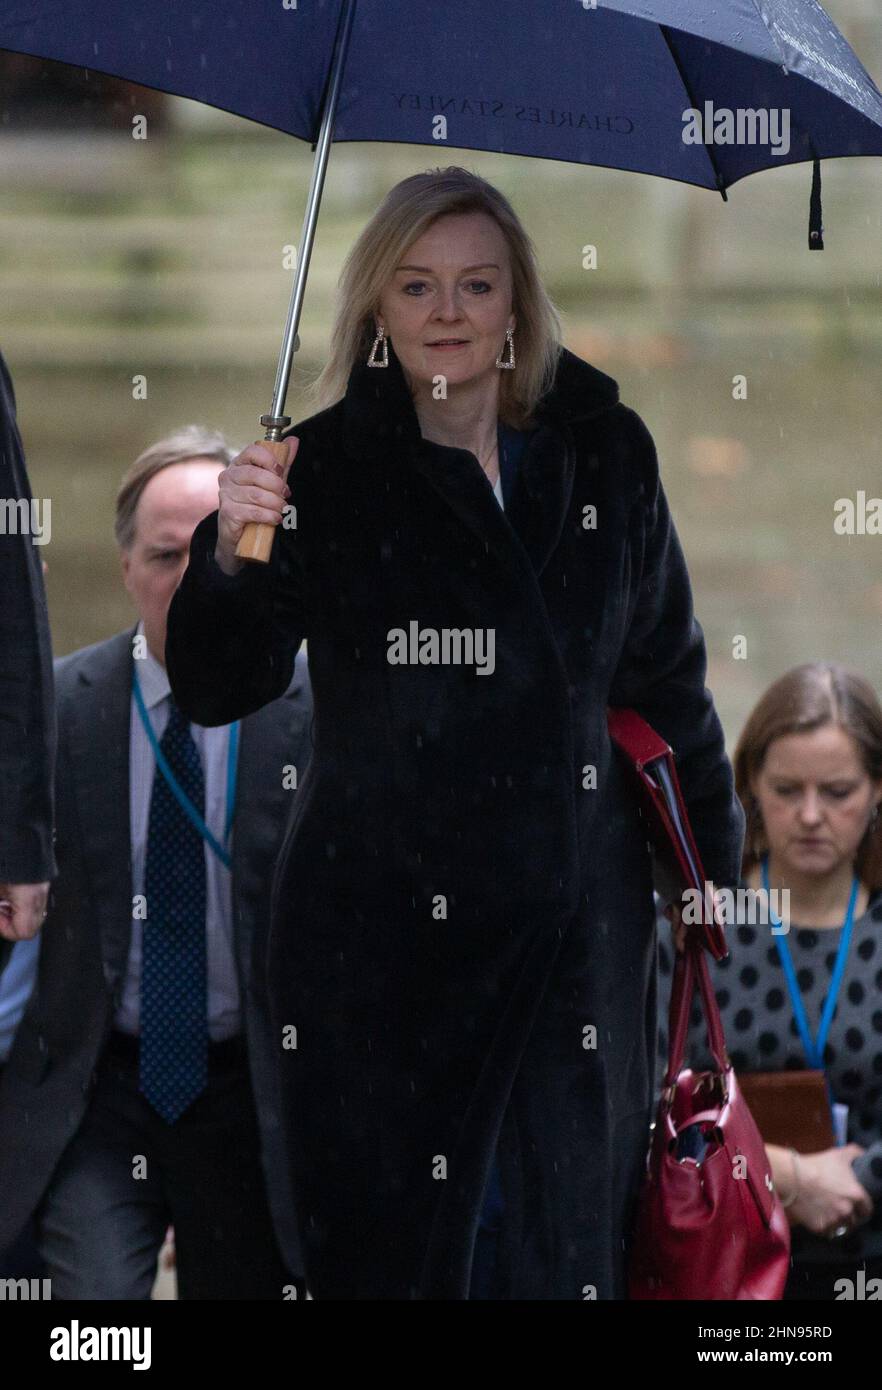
139,699,208,1123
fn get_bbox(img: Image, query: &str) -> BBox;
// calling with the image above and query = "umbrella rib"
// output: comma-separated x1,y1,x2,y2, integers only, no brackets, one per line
743,0,817,166
745,0,788,70
658,24,728,201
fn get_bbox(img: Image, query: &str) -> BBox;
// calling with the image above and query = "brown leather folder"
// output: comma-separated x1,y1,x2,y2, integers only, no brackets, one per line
736,1070,835,1152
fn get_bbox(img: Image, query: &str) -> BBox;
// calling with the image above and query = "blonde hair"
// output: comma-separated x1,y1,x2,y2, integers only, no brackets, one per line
305,166,564,430
115,425,236,549
733,662,882,892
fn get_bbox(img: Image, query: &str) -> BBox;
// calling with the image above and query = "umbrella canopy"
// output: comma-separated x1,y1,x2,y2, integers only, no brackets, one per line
4,0,882,187
4,0,882,555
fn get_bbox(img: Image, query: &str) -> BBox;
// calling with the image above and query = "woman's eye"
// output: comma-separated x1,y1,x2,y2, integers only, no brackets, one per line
401,279,492,295
773,786,798,796
825,787,853,799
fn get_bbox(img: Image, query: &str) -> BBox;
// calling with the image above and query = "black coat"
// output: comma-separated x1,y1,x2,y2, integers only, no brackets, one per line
0,352,56,898
166,340,745,1299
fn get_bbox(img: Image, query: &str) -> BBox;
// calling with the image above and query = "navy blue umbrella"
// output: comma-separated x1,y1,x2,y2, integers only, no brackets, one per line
4,0,882,553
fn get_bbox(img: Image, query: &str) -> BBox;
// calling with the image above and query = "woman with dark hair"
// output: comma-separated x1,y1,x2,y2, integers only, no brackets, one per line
166,165,744,1300
659,661,882,1300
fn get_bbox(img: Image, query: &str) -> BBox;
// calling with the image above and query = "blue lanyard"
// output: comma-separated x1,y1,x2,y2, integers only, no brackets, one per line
761,853,859,1070
132,667,239,870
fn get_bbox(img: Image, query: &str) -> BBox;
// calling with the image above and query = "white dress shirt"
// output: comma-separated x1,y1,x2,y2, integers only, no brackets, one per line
115,625,241,1040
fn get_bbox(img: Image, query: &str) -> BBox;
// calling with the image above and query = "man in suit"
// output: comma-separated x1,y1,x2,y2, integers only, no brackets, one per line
0,427,313,1298
0,349,55,968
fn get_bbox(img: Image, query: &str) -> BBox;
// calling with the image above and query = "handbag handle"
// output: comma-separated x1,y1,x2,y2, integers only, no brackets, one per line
663,937,731,1092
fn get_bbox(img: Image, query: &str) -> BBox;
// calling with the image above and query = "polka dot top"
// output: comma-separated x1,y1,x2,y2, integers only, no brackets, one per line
656,882,882,1264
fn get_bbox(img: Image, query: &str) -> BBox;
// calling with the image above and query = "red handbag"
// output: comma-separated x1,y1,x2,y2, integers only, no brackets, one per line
606,707,791,1301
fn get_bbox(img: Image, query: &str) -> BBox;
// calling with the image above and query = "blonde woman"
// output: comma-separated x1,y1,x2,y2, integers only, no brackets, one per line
166,166,744,1300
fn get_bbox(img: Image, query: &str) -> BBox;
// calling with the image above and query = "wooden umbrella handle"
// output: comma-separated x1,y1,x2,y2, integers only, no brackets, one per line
234,438,290,564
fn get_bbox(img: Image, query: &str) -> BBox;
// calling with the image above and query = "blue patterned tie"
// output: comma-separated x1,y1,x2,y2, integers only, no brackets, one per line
139,699,208,1123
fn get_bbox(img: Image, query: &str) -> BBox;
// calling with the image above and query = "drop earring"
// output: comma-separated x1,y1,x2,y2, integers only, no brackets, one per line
367,324,388,367
496,327,515,370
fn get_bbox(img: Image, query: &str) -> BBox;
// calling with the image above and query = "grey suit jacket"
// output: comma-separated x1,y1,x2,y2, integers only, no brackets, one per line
0,628,313,1273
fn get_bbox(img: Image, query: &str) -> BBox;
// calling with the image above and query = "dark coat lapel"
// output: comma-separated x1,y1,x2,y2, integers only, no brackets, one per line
64,628,135,992
505,424,574,578
340,338,619,577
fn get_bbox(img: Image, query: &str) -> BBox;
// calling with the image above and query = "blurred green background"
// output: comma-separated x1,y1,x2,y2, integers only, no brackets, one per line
2,0,882,745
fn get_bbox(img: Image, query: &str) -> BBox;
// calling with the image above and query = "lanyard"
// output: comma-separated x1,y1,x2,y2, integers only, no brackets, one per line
132,667,239,870
761,853,859,1070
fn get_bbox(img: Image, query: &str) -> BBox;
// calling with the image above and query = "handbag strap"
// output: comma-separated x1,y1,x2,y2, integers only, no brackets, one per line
663,938,730,1090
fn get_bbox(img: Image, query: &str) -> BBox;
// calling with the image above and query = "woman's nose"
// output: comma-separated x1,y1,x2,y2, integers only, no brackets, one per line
434,287,462,319
798,791,824,824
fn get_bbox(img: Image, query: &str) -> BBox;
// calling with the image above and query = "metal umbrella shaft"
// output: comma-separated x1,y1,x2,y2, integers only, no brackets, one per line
237,0,359,564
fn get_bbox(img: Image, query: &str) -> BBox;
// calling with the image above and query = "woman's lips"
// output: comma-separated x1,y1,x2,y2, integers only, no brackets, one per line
426,340,468,349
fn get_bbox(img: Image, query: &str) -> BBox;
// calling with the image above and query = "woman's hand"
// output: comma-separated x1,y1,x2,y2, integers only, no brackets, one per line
781,1144,873,1236
664,900,688,954
0,881,49,940
214,437,299,575
663,889,726,954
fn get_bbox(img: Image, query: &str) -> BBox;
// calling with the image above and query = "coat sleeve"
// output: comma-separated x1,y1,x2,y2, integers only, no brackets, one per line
0,351,57,885
608,407,745,893
165,446,314,727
